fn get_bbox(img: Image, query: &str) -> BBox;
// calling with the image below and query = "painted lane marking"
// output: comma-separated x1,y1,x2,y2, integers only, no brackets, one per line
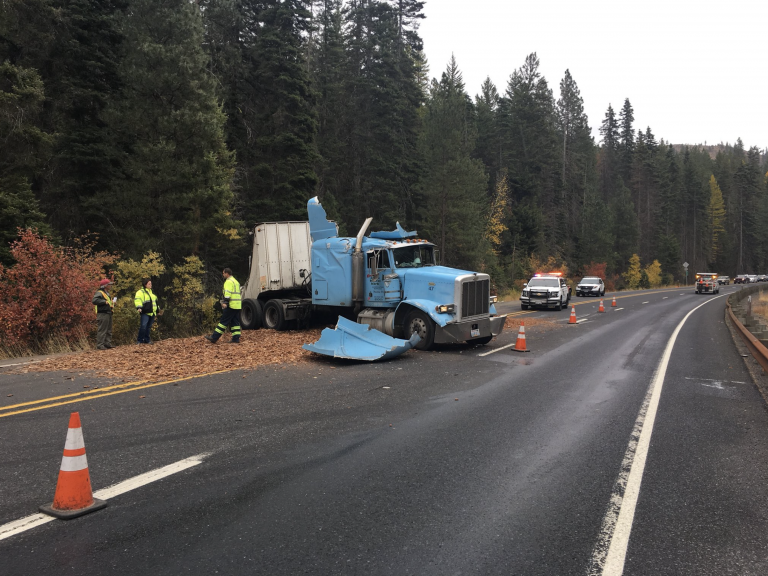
0,453,209,542
663,297,668,299
684,377,746,384
0,370,236,419
478,343,516,357
642,301,649,304
576,318,589,324
614,308,624,311
588,293,725,576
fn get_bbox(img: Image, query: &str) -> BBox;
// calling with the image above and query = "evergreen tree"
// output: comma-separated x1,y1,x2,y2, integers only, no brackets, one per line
107,0,238,262
598,104,619,201
474,77,501,196
0,62,53,264
618,98,634,183
417,57,487,270
707,175,726,266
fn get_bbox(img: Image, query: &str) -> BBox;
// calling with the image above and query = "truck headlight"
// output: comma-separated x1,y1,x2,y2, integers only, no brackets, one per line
522,290,529,297
435,304,455,313
489,295,498,304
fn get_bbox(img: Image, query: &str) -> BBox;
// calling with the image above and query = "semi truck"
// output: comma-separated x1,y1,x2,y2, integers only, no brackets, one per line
239,197,505,353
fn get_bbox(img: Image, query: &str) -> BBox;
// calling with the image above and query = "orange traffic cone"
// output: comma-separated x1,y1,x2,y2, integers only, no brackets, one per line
39,412,107,519
598,299,605,313
569,306,577,324
512,322,530,352
611,296,617,307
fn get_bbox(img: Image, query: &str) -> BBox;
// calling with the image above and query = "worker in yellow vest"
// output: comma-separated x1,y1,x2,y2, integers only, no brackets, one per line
134,278,160,344
92,278,116,350
205,268,242,344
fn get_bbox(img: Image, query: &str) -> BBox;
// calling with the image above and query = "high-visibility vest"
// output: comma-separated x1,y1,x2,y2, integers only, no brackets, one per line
94,290,114,315
223,276,242,309
134,288,158,316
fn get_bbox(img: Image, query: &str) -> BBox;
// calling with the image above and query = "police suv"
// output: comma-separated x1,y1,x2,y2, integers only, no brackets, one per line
520,273,571,310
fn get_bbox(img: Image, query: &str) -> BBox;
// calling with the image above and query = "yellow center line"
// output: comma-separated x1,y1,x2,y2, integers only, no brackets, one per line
0,369,237,419
0,378,150,412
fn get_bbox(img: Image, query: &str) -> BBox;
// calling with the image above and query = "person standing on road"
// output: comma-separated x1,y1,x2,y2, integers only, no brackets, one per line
92,279,116,350
134,278,159,344
205,268,241,344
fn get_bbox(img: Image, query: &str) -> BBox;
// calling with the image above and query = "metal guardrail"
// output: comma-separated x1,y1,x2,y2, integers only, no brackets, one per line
727,285,768,373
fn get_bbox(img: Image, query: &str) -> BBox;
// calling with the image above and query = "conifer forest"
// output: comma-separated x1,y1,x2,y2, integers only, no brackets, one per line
2,0,767,290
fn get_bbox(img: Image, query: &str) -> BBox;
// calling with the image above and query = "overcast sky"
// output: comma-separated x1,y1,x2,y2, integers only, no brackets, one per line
418,0,766,150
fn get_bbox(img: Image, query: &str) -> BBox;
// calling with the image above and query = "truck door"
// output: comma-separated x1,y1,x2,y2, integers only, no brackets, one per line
366,249,401,306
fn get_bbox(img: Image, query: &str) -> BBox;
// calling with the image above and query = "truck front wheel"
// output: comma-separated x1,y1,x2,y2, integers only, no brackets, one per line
241,299,263,330
404,310,435,350
263,299,287,331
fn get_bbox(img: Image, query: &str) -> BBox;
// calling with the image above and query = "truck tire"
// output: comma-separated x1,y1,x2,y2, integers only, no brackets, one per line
240,299,263,330
404,309,435,351
263,299,287,331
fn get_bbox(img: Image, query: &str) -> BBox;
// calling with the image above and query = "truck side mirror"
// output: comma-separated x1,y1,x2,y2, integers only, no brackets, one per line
523,283,528,288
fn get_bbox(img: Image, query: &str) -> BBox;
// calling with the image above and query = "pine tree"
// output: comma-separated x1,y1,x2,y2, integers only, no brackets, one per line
417,57,487,270
475,77,501,196
598,104,620,201
618,98,634,183
707,175,726,266
0,62,53,264
108,0,238,262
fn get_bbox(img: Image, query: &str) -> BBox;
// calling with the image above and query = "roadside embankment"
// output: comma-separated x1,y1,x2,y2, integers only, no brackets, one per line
727,285,768,373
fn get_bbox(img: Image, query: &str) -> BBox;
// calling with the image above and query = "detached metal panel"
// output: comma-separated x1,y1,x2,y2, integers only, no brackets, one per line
244,222,311,299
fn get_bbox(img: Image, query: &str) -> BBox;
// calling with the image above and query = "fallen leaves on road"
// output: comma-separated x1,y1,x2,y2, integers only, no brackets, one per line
17,329,322,382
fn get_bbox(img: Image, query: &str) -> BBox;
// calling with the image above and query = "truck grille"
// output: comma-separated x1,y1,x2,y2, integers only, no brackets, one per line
531,291,548,298
461,279,490,319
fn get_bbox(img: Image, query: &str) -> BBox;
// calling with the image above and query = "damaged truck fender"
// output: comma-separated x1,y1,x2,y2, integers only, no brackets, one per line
303,317,420,361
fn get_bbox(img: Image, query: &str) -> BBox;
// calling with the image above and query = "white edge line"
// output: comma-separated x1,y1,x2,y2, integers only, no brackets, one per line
589,294,725,575
0,514,54,541
0,453,210,542
478,342,516,357
642,301,649,304
93,453,210,499
614,308,624,311
0,360,41,369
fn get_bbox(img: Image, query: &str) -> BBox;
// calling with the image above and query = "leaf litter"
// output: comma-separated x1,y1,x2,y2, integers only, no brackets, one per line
16,329,323,382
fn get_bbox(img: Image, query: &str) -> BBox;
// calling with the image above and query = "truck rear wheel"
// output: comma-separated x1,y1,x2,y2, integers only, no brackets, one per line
263,299,287,331
241,299,263,330
404,309,435,350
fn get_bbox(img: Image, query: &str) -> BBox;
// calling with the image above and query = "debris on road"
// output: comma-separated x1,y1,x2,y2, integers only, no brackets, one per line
504,317,562,332
14,329,322,382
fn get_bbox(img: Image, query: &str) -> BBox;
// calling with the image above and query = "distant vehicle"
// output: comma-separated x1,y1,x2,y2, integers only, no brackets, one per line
734,275,750,284
759,275,768,282
718,276,730,285
749,275,759,283
695,272,719,294
576,276,605,297
520,273,571,310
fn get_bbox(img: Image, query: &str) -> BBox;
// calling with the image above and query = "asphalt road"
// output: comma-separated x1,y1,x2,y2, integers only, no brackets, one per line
1,285,767,575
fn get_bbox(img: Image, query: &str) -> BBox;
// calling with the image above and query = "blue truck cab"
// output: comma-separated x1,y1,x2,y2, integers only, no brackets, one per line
308,197,505,350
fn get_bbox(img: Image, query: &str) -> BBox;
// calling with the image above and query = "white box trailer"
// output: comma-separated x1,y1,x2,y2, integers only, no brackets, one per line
243,222,312,298
240,221,316,330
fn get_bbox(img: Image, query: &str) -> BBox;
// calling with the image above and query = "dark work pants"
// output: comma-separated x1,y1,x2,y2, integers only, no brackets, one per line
96,313,113,349
137,313,155,344
211,307,241,342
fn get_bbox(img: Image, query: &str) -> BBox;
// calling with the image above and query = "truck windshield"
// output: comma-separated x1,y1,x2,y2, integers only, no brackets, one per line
393,245,435,268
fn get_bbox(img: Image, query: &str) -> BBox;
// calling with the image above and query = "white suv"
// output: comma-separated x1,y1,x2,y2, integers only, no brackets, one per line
520,274,570,311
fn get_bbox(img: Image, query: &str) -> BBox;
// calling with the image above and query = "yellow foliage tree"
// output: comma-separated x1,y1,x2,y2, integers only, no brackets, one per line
114,251,166,296
644,259,662,288
484,171,509,255
623,254,642,289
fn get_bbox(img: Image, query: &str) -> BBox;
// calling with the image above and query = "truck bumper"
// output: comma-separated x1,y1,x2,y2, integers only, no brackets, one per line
434,315,506,344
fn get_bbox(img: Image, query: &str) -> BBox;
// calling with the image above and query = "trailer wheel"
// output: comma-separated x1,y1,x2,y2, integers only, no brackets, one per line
263,299,287,331
241,299,263,330
404,309,435,350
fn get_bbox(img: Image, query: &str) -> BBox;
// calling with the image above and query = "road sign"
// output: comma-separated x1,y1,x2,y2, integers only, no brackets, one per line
683,262,689,269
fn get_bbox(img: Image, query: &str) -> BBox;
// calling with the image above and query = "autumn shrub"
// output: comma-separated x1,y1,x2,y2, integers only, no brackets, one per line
581,262,607,280
0,229,117,355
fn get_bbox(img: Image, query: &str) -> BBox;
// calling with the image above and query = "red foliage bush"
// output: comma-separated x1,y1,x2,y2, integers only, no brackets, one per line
581,261,607,280
0,229,117,350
